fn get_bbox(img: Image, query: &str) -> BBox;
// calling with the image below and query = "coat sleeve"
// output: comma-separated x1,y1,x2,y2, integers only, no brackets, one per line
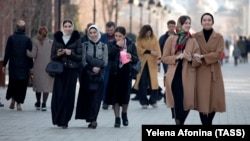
3,36,12,67
161,36,178,65
27,39,38,58
203,34,224,65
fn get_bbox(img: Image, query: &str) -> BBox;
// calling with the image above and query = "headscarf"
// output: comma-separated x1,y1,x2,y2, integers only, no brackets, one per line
175,17,191,54
87,24,101,43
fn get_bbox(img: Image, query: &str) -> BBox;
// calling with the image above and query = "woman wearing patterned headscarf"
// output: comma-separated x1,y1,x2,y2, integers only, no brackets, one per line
75,24,108,129
161,15,201,125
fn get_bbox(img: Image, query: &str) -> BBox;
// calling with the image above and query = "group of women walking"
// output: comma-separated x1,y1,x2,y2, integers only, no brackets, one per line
2,12,225,128
162,13,225,125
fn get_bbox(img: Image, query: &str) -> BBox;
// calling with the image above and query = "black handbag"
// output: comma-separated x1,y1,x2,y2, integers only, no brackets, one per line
45,61,64,77
131,60,141,78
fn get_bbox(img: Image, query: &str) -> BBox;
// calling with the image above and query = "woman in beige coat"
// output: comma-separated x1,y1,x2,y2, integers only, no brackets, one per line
193,13,225,125
161,15,201,125
27,26,54,111
134,25,161,109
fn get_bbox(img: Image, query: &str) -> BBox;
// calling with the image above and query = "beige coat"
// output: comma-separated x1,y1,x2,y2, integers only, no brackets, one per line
27,38,54,93
134,35,161,90
161,35,200,111
193,30,226,113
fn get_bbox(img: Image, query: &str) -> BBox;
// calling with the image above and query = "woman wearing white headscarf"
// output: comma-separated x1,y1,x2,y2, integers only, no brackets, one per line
75,24,108,129
50,19,82,129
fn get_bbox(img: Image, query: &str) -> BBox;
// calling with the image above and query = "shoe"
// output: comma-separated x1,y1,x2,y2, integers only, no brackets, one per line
114,117,121,128
121,112,128,126
34,102,41,110
102,103,109,110
88,121,97,129
0,102,4,107
142,105,148,109
151,104,158,108
61,125,68,129
16,103,22,111
41,103,47,111
9,99,15,109
131,95,139,101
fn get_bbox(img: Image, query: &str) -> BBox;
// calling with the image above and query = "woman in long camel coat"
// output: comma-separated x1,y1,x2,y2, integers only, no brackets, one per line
161,15,201,125
193,13,226,125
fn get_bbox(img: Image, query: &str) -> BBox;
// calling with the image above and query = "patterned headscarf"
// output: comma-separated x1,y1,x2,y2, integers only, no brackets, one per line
175,16,191,54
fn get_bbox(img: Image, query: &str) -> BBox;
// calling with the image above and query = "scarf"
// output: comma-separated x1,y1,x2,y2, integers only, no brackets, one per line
175,29,191,54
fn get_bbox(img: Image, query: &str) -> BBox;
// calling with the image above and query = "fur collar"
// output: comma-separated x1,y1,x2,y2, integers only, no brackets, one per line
54,30,80,45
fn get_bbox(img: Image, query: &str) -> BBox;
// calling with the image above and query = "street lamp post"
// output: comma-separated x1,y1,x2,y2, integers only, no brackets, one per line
58,0,61,30
93,0,96,24
138,1,143,28
148,0,155,25
128,0,134,33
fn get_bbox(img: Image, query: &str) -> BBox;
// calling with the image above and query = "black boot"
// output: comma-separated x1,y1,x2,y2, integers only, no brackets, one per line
199,112,209,125
122,112,128,126
114,117,121,128
88,121,97,129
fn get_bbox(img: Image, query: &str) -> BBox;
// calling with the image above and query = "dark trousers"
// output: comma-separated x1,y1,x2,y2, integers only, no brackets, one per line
138,63,157,105
199,112,216,125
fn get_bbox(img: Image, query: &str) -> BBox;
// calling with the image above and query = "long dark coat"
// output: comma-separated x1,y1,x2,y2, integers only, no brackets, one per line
51,30,82,127
3,32,33,103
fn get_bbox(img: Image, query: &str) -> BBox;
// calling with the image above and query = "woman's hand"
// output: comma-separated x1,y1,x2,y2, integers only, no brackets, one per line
116,40,124,48
92,67,100,74
151,51,158,57
65,49,71,55
193,53,202,63
57,49,65,56
126,53,132,60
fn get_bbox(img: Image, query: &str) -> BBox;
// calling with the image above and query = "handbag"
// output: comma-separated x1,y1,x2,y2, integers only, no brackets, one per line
131,60,141,78
45,61,64,77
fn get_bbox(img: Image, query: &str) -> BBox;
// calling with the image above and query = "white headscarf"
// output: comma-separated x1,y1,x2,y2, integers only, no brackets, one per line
87,24,101,43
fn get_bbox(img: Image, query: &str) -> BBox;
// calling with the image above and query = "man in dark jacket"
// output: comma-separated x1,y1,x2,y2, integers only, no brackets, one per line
100,21,116,110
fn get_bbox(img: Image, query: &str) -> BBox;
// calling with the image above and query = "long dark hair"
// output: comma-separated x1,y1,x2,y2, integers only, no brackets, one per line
138,24,154,39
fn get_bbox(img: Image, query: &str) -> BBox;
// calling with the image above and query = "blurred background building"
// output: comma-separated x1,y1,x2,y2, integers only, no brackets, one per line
0,0,249,56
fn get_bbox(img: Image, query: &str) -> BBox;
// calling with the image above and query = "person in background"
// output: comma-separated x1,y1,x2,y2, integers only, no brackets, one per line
232,44,241,66
158,19,176,105
134,25,161,109
101,21,116,110
2,20,33,111
0,99,4,107
224,40,230,63
162,15,201,125
75,24,108,129
105,26,139,128
159,20,176,74
193,13,226,125
51,19,82,128
26,26,54,111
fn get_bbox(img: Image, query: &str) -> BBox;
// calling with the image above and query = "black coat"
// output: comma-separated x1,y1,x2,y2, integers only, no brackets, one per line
108,37,139,76
3,32,33,80
51,30,82,69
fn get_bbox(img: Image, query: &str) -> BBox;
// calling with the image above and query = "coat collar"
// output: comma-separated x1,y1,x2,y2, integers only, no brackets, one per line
54,30,80,46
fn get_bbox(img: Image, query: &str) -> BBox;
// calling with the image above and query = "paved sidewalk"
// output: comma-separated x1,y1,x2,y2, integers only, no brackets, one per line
0,60,250,141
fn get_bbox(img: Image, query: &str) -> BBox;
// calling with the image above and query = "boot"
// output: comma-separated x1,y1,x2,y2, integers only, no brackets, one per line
114,117,121,128
9,99,15,109
122,112,128,126
16,103,22,111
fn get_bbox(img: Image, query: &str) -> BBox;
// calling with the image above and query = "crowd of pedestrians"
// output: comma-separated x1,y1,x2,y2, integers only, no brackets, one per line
2,11,249,129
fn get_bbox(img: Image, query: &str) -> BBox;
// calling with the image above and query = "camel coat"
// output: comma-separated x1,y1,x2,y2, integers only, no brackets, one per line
27,38,54,93
193,30,226,113
161,35,201,111
134,35,161,90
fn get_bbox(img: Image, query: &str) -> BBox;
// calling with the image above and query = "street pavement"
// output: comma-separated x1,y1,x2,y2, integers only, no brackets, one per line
0,58,250,141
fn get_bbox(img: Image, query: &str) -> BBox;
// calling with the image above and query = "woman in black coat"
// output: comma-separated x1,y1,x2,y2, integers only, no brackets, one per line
105,26,139,128
51,19,82,128
75,25,108,129
2,20,33,111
